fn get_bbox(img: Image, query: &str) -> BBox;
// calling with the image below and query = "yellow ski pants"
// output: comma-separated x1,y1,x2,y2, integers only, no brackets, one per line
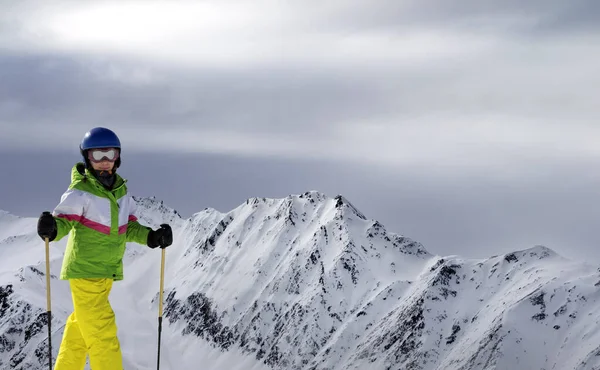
54,278,123,370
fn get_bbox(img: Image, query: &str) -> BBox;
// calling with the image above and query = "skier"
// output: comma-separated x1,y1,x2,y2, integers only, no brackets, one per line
36,127,173,370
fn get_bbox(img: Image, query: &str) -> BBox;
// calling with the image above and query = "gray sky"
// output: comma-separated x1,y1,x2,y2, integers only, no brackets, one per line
1,0,600,262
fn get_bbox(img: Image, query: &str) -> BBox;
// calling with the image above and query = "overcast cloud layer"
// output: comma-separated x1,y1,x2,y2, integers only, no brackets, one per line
1,1,599,262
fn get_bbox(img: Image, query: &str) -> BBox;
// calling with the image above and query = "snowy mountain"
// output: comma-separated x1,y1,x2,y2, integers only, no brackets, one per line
1,192,600,370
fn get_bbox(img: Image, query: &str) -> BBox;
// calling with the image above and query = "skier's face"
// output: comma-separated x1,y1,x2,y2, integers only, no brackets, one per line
87,147,118,173
90,159,114,172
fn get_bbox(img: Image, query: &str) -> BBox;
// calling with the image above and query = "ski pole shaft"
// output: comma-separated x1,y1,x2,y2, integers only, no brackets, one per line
159,248,165,319
44,237,52,370
157,247,166,370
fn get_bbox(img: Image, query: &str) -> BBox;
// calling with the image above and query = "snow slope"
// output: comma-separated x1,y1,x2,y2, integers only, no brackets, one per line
1,192,599,370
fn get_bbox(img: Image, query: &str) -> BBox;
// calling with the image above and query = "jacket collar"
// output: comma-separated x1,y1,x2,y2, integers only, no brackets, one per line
72,162,126,192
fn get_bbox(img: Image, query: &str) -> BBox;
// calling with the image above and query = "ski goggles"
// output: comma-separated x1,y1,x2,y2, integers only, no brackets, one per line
87,148,120,163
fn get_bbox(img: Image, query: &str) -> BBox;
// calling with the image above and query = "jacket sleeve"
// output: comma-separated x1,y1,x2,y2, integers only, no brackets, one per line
52,189,87,242
125,197,151,245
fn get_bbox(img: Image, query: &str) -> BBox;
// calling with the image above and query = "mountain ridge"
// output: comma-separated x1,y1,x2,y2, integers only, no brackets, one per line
1,192,599,369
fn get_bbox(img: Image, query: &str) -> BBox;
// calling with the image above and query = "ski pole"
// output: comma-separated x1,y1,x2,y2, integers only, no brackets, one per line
157,247,166,370
44,237,53,370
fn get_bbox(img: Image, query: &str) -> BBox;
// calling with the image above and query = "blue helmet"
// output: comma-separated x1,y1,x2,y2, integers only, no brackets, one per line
80,127,121,150
80,127,122,169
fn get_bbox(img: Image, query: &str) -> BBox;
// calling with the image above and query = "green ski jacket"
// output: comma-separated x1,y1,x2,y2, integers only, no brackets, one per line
53,163,150,280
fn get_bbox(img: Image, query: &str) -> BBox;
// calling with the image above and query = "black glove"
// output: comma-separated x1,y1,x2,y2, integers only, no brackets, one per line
147,224,173,249
37,211,57,241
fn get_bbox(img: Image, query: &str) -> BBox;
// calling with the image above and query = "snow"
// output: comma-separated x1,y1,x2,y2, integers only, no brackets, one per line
2,191,600,369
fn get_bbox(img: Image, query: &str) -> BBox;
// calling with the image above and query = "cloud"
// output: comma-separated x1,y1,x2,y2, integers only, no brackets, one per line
10,0,599,69
0,1,501,69
1,0,599,171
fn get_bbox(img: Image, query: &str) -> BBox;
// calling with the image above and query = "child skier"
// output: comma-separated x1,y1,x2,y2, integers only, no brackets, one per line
36,127,173,370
